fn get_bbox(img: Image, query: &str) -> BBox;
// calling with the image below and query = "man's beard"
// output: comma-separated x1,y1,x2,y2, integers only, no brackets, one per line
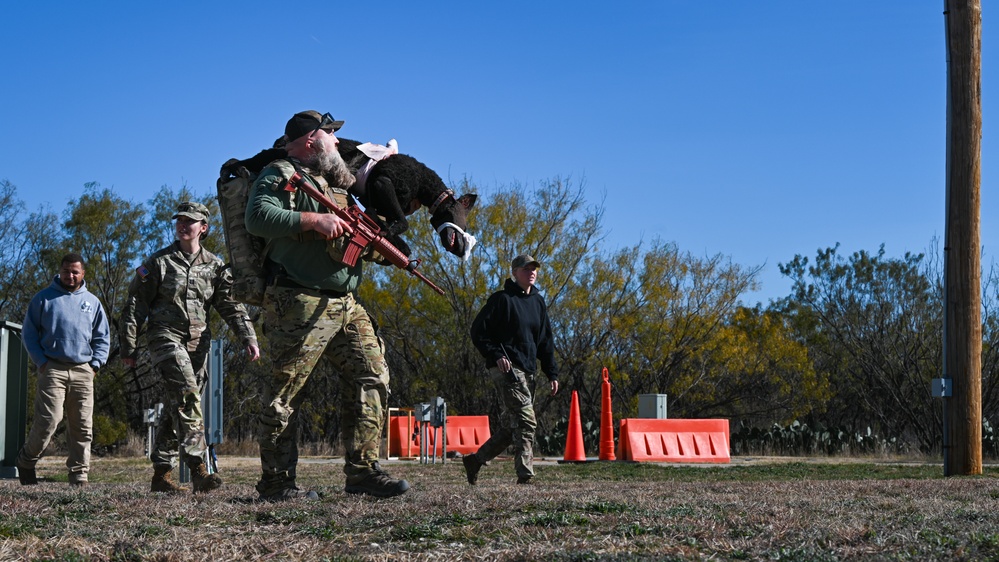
306,136,355,189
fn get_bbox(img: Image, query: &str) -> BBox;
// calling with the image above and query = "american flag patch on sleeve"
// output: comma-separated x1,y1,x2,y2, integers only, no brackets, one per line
137,265,149,279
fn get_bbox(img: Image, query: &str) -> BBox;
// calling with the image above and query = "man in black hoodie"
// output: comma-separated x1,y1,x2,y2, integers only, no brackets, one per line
464,254,560,485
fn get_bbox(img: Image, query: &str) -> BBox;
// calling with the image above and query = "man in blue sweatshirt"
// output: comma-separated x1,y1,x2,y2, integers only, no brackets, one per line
465,254,560,485
16,253,110,486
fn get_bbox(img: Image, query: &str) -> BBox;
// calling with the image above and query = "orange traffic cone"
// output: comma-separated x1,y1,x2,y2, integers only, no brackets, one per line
599,367,616,461
562,390,587,462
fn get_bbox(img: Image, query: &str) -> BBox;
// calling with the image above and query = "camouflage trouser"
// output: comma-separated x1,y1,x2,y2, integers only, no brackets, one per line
149,335,211,468
256,286,389,494
473,366,537,479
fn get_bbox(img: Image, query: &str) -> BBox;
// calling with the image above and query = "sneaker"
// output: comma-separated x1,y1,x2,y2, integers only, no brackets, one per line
258,486,320,502
16,462,37,486
517,475,533,484
345,462,410,498
462,454,482,485
69,480,88,488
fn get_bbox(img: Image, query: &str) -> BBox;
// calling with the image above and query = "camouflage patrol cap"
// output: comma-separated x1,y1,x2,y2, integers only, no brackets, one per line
512,254,541,270
285,110,344,143
172,202,210,223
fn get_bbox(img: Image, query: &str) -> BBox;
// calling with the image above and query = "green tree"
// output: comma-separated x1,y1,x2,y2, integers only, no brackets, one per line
64,183,147,331
603,241,775,419
63,183,149,428
777,244,942,452
953,253,999,440
0,180,62,323
703,305,828,425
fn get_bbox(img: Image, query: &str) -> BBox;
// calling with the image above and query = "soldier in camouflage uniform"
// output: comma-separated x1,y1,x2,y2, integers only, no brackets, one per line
244,110,409,501
120,202,260,494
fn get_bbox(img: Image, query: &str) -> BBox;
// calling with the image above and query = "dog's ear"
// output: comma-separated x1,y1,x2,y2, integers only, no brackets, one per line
457,194,477,209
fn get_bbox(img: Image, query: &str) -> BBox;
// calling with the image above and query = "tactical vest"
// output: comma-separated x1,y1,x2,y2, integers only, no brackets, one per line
290,167,356,264
217,157,354,305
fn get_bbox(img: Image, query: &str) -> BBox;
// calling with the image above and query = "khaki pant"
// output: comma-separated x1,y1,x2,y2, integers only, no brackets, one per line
472,366,538,479
17,360,94,483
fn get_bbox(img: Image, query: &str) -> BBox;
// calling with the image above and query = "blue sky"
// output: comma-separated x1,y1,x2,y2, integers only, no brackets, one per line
1,2,993,305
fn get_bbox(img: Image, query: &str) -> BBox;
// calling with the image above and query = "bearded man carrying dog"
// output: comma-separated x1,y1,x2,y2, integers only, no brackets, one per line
244,110,409,501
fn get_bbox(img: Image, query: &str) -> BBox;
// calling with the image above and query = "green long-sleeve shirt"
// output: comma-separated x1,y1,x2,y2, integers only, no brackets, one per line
244,159,362,292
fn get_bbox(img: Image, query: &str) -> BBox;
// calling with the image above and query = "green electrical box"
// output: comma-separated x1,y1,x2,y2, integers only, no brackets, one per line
0,321,28,479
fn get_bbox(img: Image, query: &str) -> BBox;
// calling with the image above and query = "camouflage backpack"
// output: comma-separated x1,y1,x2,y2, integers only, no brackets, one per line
217,153,280,305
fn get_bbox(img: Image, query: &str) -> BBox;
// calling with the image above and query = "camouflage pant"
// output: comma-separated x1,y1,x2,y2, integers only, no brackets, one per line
256,286,389,494
473,366,538,479
149,335,211,468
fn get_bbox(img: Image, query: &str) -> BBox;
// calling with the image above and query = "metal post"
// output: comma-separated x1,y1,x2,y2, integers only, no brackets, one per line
205,339,224,474
431,396,447,464
181,339,225,482
178,449,189,483
145,403,163,460
415,402,434,464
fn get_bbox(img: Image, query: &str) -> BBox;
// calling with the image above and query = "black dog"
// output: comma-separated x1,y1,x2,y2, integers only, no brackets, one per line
224,140,476,259
337,138,476,259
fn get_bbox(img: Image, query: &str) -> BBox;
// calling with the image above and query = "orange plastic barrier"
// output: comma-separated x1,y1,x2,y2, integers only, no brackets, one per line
616,418,730,463
388,414,418,458
436,415,491,454
388,415,491,457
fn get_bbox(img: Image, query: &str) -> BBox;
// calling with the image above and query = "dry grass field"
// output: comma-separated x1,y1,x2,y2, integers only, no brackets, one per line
2,455,999,561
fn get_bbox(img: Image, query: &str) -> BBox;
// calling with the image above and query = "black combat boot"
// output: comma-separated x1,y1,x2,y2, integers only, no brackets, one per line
255,475,319,502
258,487,320,502
344,462,410,498
462,454,483,485
16,459,37,486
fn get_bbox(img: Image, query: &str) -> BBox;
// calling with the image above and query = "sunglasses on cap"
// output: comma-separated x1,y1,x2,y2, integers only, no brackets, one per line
313,112,338,135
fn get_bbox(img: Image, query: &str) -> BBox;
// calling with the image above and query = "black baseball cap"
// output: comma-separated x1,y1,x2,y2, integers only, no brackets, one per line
285,110,344,142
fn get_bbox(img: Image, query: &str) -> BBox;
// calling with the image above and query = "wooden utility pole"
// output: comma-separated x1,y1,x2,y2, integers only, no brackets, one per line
943,0,982,476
